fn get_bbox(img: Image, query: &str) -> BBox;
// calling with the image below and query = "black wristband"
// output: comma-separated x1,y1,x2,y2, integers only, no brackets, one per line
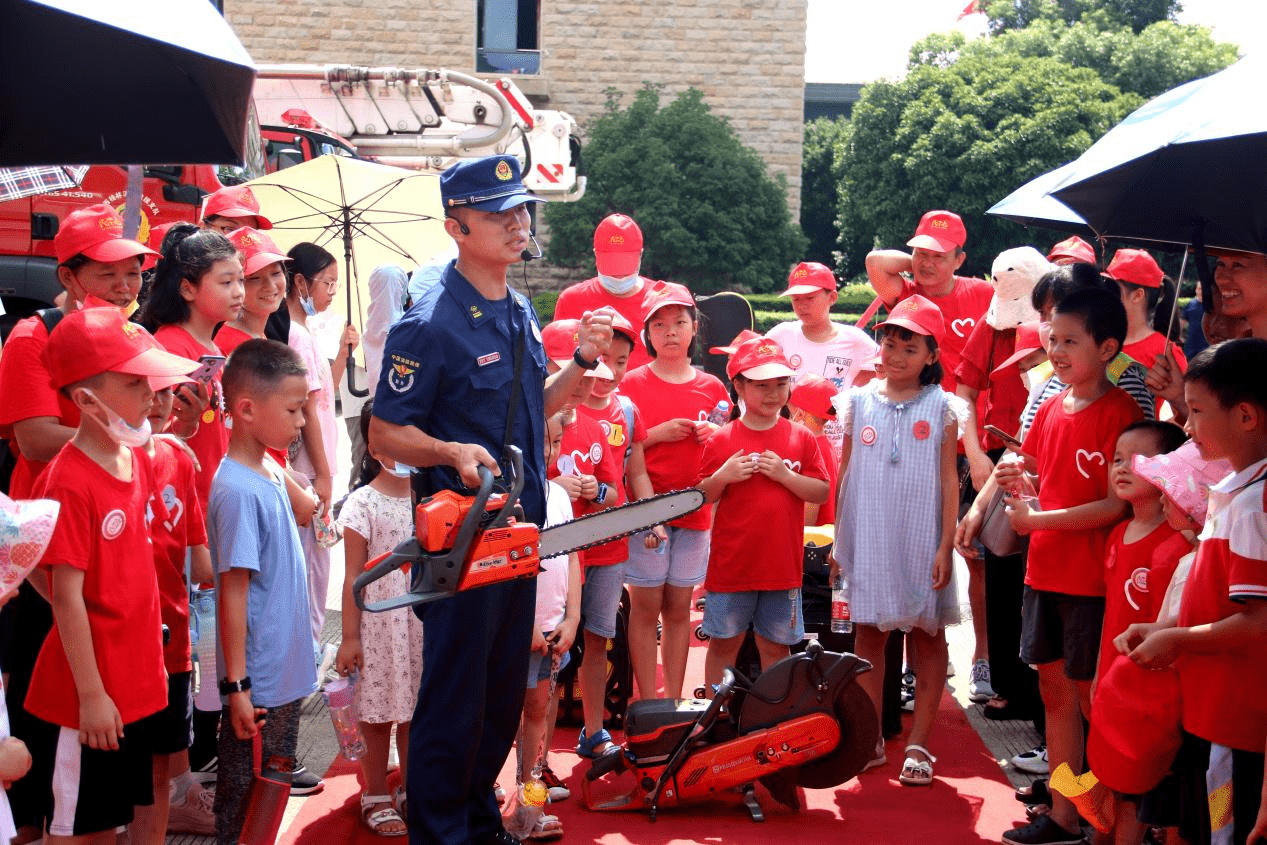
219,676,252,696
573,348,599,370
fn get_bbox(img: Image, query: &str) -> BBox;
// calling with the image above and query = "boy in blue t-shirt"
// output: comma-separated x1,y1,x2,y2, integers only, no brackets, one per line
210,340,318,845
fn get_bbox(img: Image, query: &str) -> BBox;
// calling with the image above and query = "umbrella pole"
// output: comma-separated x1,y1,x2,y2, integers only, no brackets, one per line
343,214,369,398
1166,250,1189,345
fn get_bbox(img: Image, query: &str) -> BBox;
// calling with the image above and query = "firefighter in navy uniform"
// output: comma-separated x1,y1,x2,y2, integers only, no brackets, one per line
369,154,611,845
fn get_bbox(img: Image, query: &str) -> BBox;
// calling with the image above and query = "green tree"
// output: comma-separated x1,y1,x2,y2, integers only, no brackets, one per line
544,86,806,294
800,116,850,269
838,53,1141,277
983,0,1181,34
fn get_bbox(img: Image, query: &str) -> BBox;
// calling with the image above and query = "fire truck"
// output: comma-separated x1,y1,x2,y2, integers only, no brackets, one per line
0,66,582,331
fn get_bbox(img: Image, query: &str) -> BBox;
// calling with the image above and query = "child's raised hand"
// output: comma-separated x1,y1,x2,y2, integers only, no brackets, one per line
992,459,1024,489
651,419,697,444
577,474,599,501
0,736,32,785
754,450,789,480
554,474,585,501
932,547,952,590
1004,496,1037,535
336,637,363,676
79,690,124,751
716,450,756,485
693,420,718,443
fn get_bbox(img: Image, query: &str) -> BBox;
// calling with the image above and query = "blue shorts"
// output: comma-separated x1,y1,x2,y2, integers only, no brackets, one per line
624,527,710,589
701,589,805,646
526,640,571,689
581,562,625,639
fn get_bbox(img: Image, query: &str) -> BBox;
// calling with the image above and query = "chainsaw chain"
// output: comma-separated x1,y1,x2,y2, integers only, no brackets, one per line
547,488,699,556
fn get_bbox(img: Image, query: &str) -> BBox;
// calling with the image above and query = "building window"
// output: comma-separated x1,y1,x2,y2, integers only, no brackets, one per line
477,0,540,75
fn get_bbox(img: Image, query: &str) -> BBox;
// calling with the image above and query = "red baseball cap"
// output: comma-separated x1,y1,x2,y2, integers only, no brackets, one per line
906,210,966,253
540,319,614,379
227,227,291,276
790,373,838,419
642,281,695,323
726,336,795,381
45,307,199,389
1047,235,1096,265
781,262,838,296
876,294,946,345
593,214,643,277
608,311,638,348
201,185,273,230
708,328,762,356
993,321,1045,374
1103,248,1163,289
53,204,159,266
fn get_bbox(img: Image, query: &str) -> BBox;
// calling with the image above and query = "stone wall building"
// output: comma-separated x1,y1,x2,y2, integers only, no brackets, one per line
226,0,807,288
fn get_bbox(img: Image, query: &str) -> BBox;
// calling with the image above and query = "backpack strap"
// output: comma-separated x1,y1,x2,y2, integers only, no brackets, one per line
616,394,636,469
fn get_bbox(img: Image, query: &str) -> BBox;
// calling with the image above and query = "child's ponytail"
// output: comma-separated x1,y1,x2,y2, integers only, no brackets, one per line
1151,275,1179,337
351,401,382,492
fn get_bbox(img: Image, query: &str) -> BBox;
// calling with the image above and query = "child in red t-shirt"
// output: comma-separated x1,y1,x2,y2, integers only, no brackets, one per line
997,287,1144,845
788,373,840,526
132,377,214,845
25,307,198,843
618,284,729,701
1117,339,1267,845
214,227,289,355
1103,248,1188,374
572,315,658,760
139,224,245,512
699,337,828,686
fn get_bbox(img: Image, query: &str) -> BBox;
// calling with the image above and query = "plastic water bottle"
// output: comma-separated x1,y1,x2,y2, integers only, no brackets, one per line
323,676,368,761
831,571,853,634
190,588,222,711
706,400,731,425
503,771,548,838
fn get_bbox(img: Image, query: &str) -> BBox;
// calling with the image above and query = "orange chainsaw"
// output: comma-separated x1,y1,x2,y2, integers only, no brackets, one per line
353,446,704,613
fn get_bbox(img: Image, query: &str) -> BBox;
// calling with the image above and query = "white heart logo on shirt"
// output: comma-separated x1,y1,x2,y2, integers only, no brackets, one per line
782,459,802,473
1075,449,1106,479
951,317,975,338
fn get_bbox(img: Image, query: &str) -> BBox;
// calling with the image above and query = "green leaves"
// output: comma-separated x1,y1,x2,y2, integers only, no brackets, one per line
543,86,806,294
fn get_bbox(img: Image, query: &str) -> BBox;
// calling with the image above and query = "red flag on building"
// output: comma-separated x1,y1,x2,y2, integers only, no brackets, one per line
958,0,981,19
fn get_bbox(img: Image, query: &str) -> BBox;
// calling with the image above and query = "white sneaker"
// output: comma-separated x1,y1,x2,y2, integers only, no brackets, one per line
968,659,996,703
1011,745,1049,774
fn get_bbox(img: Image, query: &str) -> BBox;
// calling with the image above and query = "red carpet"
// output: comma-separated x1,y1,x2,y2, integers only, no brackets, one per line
280,690,1018,845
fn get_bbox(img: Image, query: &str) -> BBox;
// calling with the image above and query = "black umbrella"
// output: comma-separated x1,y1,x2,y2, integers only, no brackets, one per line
0,0,256,166
1049,54,1267,254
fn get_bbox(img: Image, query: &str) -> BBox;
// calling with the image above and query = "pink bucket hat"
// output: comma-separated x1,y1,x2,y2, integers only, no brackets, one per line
1132,441,1233,526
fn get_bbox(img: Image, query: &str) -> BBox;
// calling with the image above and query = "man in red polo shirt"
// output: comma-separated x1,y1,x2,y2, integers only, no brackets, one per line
865,210,992,394
554,214,664,370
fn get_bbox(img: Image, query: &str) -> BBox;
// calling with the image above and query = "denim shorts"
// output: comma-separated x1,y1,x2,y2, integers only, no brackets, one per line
624,527,710,589
701,588,805,647
581,562,625,639
526,641,571,689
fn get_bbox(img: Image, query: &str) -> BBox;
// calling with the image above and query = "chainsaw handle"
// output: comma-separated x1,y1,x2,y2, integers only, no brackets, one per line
353,539,423,611
488,445,526,530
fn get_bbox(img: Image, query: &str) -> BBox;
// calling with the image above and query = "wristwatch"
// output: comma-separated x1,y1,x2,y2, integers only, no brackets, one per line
219,676,252,696
593,482,609,505
573,347,599,370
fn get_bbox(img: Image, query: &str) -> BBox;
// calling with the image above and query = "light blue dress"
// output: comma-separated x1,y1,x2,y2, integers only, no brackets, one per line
834,383,962,635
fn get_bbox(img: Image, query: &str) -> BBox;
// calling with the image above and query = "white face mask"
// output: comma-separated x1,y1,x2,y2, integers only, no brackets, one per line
598,273,640,295
380,460,413,478
81,389,153,448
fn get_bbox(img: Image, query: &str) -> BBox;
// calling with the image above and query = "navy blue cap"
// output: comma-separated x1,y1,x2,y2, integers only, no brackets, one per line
440,155,546,213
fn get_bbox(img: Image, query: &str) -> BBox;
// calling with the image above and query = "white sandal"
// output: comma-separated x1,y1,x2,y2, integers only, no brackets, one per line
360,793,407,836
525,813,564,841
898,744,936,786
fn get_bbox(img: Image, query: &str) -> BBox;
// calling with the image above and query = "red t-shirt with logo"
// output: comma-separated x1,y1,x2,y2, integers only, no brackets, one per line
0,314,80,498
955,321,1029,450
894,276,992,393
213,323,253,356
1022,386,1143,596
1100,520,1189,676
575,396,650,567
548,411,621,566
620,365,730,531
553,277,668,371
1176,460,1267,752
1122,331,1187,372
26,444,167,728
155,325,229,511
150,438,208,674
700,417,828,592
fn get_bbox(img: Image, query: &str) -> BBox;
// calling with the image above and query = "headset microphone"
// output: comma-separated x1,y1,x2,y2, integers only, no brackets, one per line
521,232,543,262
